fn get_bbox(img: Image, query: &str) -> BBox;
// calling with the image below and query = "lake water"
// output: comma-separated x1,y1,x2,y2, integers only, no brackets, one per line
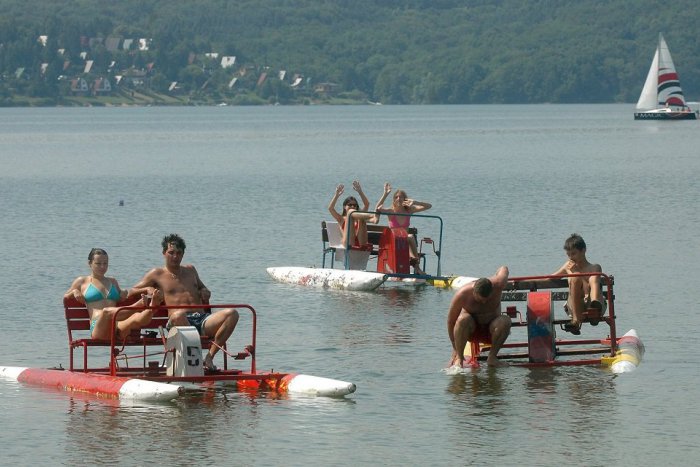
0,105,698,465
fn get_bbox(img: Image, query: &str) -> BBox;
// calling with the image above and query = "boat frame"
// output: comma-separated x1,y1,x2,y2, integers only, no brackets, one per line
64,298,327,392
466,272,626,368
324,211,449,282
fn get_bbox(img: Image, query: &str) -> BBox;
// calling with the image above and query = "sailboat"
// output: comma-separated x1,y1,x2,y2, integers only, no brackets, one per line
634,33,698,120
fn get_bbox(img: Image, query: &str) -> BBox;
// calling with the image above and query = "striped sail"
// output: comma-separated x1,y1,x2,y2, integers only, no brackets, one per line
636,33,688,110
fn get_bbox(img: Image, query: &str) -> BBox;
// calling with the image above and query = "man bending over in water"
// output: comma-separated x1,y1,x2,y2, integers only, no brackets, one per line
552,233,605,335
133,234,239,372
447,266,511,368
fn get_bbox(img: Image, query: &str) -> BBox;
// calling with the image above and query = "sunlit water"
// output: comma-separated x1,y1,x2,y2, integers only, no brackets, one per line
0,105,698,465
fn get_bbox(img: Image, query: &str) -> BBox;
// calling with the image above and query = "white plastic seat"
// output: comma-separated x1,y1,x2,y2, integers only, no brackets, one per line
324,221,370,270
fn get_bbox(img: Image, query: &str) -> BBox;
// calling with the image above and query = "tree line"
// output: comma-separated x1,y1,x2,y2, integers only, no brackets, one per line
1,0,699,105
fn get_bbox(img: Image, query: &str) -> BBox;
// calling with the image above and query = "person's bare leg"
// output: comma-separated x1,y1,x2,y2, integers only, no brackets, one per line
202,309,239,369
116,293,159,339
568,277,585,328
588,276,602,304
408,236,424,274
342,213,355,247
486,315,511,367
452,312,475,367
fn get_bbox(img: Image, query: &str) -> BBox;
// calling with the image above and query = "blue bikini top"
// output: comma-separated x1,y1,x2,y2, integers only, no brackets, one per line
84,282,120,303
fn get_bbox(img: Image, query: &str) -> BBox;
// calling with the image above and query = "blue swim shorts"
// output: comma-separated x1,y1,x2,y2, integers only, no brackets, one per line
167,311,212,335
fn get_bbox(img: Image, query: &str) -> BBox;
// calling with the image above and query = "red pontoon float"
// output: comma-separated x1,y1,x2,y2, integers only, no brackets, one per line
462,272,644,372
0,298,356,402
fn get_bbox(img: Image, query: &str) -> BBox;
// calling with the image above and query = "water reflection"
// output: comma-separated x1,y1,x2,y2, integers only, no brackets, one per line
61,387,269,464
324,287,422,348
446,368,505,400
376,286,421,308
443,366,623,463
525,367,559,399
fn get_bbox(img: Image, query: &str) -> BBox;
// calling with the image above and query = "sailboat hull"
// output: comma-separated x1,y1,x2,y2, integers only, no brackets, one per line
634,110,698,120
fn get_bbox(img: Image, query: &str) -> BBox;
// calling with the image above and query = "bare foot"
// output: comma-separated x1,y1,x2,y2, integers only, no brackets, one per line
564,320,581,335
204,353,219,372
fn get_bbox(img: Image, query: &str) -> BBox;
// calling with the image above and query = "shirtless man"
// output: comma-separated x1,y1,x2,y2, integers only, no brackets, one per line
133,234,239,371
553,233,605,335
447,266,511,367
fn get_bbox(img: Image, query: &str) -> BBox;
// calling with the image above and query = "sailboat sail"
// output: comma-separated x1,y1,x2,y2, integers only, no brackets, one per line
636,33,688,111
636,44,659,110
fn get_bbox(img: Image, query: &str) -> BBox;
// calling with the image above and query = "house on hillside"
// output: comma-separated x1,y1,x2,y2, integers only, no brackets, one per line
120,68,148,88
138,38,151,51
221,56,236,68
70,78,89,95
314,82,338,96
93,77,112,96
291,74,304,88
88,37,103,49
105,37,121,52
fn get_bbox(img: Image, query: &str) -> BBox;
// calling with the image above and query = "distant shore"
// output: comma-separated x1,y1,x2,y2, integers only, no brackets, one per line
0,89,375,107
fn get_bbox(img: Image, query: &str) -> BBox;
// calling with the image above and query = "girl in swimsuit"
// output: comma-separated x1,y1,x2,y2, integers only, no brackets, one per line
374,182,432,275
328,181,375,248
64,248,160,340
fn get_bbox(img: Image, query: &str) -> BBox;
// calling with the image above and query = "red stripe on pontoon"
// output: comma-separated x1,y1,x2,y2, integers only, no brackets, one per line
17,368,127,398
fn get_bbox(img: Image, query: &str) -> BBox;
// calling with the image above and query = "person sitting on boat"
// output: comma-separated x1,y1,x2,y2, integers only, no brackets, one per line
447,266,511,368
64,248,162,340
131,234,239,372
373,182,432,275
328,180,374,250
552,233,606,335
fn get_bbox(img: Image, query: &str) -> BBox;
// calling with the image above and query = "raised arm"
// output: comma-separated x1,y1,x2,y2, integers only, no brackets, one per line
328,184,345,223
374,182,392,212
406,198,432,213
353,180,370,210
372,182,392,223
491,266,510,290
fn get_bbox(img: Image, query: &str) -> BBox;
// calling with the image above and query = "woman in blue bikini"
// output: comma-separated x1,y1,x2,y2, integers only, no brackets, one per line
64,248,159,340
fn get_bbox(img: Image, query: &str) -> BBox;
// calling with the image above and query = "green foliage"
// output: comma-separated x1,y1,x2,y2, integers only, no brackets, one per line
1,0,699,105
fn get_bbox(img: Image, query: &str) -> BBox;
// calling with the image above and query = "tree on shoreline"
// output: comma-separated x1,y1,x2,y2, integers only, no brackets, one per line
1,0,699,105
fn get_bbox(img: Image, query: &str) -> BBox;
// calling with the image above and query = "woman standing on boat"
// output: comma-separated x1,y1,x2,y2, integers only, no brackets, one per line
64,248,160,340
374,182,432,275
328,180,374,249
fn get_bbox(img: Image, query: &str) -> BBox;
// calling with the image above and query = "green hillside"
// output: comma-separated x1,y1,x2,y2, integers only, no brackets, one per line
1,0,699,106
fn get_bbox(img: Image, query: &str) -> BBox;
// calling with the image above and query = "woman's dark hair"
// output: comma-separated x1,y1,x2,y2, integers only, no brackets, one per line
342,196,359,214
88,248,108,262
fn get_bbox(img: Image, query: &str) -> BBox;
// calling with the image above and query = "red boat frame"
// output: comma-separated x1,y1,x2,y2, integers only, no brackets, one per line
466,272,619,367
64,298,294,391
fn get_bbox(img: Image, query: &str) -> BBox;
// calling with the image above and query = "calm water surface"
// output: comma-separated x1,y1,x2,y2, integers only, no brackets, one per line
0,105,698,465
